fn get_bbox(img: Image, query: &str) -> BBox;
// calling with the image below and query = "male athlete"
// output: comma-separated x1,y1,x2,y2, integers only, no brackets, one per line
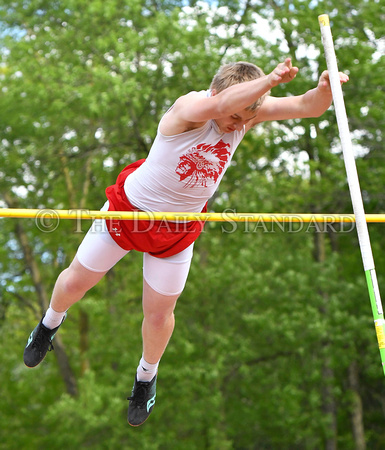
23,57,348,426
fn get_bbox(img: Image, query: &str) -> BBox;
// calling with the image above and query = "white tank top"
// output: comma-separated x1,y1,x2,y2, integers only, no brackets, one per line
124,90,246,213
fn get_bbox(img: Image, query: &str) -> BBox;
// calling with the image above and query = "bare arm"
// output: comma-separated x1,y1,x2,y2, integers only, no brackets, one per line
160,58,299,135
249,70,349,127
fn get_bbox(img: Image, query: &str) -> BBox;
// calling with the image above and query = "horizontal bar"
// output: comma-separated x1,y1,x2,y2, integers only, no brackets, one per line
1,208,385,223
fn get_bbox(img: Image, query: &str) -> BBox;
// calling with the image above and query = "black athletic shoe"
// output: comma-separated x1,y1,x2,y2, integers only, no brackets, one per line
23,315,66,368
127,375,157,426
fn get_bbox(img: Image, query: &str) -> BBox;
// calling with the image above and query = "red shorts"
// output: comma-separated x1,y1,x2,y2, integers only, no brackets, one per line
105,159,207,258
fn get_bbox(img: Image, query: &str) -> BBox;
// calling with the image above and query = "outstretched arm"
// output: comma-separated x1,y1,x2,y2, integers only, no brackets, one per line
160,58,299,135
249,70,349,127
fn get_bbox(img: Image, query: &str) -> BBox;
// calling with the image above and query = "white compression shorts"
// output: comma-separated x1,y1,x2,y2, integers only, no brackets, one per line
76,202,194,296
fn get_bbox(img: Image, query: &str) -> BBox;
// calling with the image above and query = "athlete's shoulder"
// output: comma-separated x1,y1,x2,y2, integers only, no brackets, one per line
175,90,210,104
160,90,211,136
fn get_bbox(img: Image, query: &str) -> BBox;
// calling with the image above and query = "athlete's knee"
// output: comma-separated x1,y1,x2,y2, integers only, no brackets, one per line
145,310,175,330
57,264,97,297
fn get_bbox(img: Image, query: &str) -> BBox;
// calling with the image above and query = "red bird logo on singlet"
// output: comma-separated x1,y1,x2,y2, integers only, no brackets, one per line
175,140,231,188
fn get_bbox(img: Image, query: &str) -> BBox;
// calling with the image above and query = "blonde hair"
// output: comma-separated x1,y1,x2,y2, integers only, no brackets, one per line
210,61,270,111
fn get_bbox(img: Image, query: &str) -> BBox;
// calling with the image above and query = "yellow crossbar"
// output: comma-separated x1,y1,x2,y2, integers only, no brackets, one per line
1,208,385,223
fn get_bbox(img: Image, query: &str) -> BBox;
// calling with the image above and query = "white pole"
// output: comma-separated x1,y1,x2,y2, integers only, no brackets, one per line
319,14,374,271
319,14,385,374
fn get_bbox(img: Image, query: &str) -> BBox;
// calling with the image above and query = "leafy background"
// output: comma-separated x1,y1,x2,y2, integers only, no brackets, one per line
0,0,384,448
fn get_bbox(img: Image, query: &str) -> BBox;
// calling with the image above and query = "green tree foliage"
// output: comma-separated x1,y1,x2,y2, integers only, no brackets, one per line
1,0,384,448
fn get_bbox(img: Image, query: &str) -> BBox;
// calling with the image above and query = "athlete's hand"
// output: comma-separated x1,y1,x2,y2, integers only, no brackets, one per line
268,58,299,87
317,70,349,93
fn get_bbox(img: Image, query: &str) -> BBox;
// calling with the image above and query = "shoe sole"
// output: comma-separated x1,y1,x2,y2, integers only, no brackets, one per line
23,355,47,368
127,413,153,427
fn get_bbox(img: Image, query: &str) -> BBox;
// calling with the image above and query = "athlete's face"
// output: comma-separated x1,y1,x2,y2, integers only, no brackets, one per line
214,108,258,133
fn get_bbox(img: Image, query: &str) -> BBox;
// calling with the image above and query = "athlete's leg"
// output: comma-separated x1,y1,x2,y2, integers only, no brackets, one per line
49,257,109,313
128,245,194,425
141,279,179,364
140,244,194,365
24,204,130,367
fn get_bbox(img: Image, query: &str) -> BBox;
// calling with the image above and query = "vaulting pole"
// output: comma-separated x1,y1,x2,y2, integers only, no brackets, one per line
319,14,385,375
